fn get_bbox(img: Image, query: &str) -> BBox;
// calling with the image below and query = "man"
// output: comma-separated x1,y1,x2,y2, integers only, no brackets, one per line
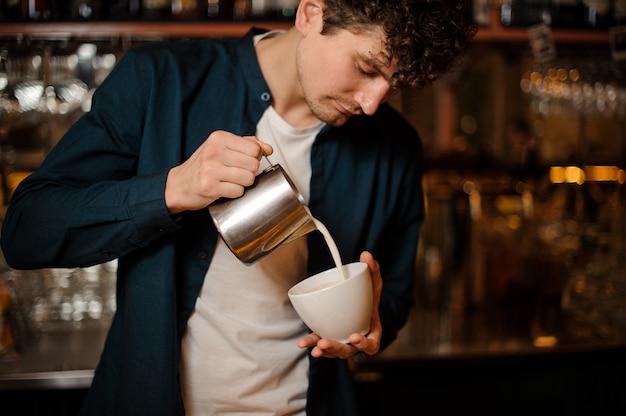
0,0,474,414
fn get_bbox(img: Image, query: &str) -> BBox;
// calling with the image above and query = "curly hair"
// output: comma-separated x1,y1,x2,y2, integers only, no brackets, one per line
320,0,477,89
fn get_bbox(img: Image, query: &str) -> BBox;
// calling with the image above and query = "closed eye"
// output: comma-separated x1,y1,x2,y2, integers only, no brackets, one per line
357,64,376,77
358,50,395,83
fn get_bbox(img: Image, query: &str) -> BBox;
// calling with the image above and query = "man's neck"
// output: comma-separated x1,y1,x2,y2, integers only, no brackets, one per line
255,28,320,128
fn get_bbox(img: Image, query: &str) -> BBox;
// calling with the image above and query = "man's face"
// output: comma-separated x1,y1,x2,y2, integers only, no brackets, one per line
296,26,400,127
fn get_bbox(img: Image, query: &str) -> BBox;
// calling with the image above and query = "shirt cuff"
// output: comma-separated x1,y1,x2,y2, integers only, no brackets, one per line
129,170,181,241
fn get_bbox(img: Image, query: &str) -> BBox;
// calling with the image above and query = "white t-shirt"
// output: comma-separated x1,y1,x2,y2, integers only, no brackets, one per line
179,102,325,415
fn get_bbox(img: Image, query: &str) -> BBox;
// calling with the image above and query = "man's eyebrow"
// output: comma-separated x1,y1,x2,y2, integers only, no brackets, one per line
361,51,394,82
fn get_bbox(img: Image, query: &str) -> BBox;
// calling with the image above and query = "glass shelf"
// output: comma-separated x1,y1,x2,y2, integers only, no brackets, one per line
0,19,610,43
0,21,293,39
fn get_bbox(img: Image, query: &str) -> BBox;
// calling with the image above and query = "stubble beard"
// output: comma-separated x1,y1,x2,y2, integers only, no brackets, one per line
305,95,353,127
296,49,352,127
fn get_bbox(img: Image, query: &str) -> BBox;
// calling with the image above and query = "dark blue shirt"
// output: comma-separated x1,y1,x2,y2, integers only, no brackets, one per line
1,28,425,416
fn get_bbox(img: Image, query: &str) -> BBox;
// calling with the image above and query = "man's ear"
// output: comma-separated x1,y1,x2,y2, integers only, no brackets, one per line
295,0,325,36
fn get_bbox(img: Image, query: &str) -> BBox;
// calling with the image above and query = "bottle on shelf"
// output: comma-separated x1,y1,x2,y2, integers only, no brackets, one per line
471,0,490,27
501,0,552,27
68,0,103,20
614,0,626,25
270,0,298,20
171,0,200,19
24,0,53,20
206,0,235,19
141,0,170,19
248,0,298,20
582,0,613,28
232,0,249,19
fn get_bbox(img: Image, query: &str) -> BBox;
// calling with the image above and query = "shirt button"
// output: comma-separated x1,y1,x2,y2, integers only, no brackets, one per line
260,92,271,102
197,251,207,260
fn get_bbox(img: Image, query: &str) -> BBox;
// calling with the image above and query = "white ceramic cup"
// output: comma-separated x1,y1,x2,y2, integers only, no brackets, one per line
288,262,373,343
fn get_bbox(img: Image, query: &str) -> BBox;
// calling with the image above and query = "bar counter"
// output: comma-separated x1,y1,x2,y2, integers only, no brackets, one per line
0,327,107,390
1,310,625,412
2,307,625,386
349,307,626,415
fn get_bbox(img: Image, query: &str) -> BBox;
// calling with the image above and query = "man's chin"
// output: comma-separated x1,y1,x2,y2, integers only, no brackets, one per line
309,102,356,126
318,112,352,127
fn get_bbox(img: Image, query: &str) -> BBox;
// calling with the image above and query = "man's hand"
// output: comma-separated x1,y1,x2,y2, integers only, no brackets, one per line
164,130,273,215
297,251,383,359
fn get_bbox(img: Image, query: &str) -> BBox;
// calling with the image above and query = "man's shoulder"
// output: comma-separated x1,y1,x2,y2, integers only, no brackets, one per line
127,38,230,62
128,27,263,61
114,38,242,86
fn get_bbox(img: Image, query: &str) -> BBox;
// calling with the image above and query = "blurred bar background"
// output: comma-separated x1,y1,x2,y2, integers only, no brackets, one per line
1,0,626,414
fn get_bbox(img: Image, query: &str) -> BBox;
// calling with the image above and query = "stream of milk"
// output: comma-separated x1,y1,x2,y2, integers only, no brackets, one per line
310,217,348,281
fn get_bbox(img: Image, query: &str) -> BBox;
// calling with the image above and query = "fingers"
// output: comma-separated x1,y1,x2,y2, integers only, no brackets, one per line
302,334,372,359
164,130,273,214
350,325,381,355
217,133,270,172
213,134,273,195
232,135,273,159
297,329,381,359
359,251,380,279
297,333,321,349
362,251,383,356
308,337,359,359
255,138,274,159
297,332,356,359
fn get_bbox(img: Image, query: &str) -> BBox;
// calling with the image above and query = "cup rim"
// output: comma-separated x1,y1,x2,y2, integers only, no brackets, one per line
288,261,369,297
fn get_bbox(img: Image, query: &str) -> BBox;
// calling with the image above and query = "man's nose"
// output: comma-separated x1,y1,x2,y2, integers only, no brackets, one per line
355,81,392,116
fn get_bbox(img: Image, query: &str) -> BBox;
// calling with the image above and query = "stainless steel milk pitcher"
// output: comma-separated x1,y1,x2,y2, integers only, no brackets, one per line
208,164,316,263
